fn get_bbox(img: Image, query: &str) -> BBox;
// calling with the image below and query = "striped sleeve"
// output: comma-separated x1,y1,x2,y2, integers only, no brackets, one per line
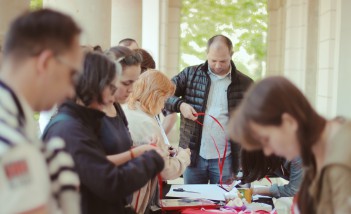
43,137,80,213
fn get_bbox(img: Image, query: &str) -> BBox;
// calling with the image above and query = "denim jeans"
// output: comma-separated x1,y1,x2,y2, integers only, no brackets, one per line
184,154,233,184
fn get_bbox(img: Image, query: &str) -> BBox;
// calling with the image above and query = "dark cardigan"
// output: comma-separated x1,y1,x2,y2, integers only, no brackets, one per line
43,101,164,214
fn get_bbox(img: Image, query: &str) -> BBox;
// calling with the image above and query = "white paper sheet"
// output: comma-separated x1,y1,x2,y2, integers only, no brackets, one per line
219,180,241,192
166,184,227,201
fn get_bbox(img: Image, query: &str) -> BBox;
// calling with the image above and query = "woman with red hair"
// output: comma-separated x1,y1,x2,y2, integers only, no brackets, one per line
124,70,191,213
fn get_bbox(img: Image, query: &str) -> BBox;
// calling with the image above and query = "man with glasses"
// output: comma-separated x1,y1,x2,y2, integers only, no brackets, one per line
0,9,83,213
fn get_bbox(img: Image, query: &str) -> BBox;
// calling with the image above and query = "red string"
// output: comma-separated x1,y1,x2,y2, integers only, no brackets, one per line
134,190,141,211
135,143,162,212
265,176,272,185
158,113,228,211
158,175,163,200
193,112,228,185
150,144,165,209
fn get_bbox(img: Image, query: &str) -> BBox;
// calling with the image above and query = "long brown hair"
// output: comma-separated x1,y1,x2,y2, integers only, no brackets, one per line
241,150,286,183
228,76,326,213
135,48,155,73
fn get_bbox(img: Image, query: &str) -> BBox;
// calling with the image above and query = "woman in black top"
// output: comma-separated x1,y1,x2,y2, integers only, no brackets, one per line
102,46,159,164
100,103,132,155
102,46,141,157
42,52,164,214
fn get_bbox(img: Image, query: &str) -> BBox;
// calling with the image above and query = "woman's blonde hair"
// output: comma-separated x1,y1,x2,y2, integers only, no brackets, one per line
128,70,175,115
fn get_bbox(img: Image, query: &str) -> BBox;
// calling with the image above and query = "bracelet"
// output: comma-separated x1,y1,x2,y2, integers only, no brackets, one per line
130,149,135,159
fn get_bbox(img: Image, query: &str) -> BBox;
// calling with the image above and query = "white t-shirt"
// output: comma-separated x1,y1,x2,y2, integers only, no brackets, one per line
39,105,57,134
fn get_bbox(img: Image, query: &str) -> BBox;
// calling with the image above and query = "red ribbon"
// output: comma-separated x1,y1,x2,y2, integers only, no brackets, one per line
193,112,229,186
134,190,141,211
135,143,161,212
158,175,163,200
265,176,272,185
157,113,228,211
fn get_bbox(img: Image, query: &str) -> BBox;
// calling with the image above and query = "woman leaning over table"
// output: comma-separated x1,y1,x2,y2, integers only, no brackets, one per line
228,76,351,214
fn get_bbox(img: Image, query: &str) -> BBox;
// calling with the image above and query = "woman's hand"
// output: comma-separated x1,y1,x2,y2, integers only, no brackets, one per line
132,144,158,157
168,146,177,157
142,134,160,146
181,148,191,156
107,144,163,166
251,187,271,196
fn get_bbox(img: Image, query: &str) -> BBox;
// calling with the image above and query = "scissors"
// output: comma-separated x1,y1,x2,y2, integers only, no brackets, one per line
173,188,200,194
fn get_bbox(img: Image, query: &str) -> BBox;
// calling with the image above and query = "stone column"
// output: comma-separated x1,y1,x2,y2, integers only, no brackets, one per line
315,0,337,117
166,0,182,78
304,0,319,106
111,0,142,47
159,0,169,73
141,0,181,78
283,0,308,90
142,0,161,67
0,0,30,49
43,0,112,50
334,0,351,118
163,0,182,145
266,0,286,76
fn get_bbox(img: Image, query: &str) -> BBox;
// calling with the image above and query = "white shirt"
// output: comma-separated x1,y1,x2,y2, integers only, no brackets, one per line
199,67,232,159
39,105,57,134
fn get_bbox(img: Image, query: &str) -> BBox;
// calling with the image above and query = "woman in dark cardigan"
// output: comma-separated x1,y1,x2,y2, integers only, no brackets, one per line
42,52,164,214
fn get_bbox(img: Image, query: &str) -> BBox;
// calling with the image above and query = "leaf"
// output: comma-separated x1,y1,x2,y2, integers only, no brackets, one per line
30,0,43,10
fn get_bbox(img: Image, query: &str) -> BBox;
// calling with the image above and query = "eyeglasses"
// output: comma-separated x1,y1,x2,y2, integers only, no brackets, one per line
55,56,82,85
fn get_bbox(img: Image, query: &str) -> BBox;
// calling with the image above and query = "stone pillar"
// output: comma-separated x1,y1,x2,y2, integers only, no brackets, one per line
303,0,319,106
141,0,181,78
0,0,30,49
315,0,337,117
159,0,169,73
266,0,286,77
111,0,142,47
163,0,182,145
267,0,319,107
43,0,112,50
283,0,308,90
334,0,351,118
166,0,182,78
142,0,161,68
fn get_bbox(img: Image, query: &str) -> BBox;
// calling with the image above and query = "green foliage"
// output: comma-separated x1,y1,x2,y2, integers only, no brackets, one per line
30,0,43,10
180,0,267,80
